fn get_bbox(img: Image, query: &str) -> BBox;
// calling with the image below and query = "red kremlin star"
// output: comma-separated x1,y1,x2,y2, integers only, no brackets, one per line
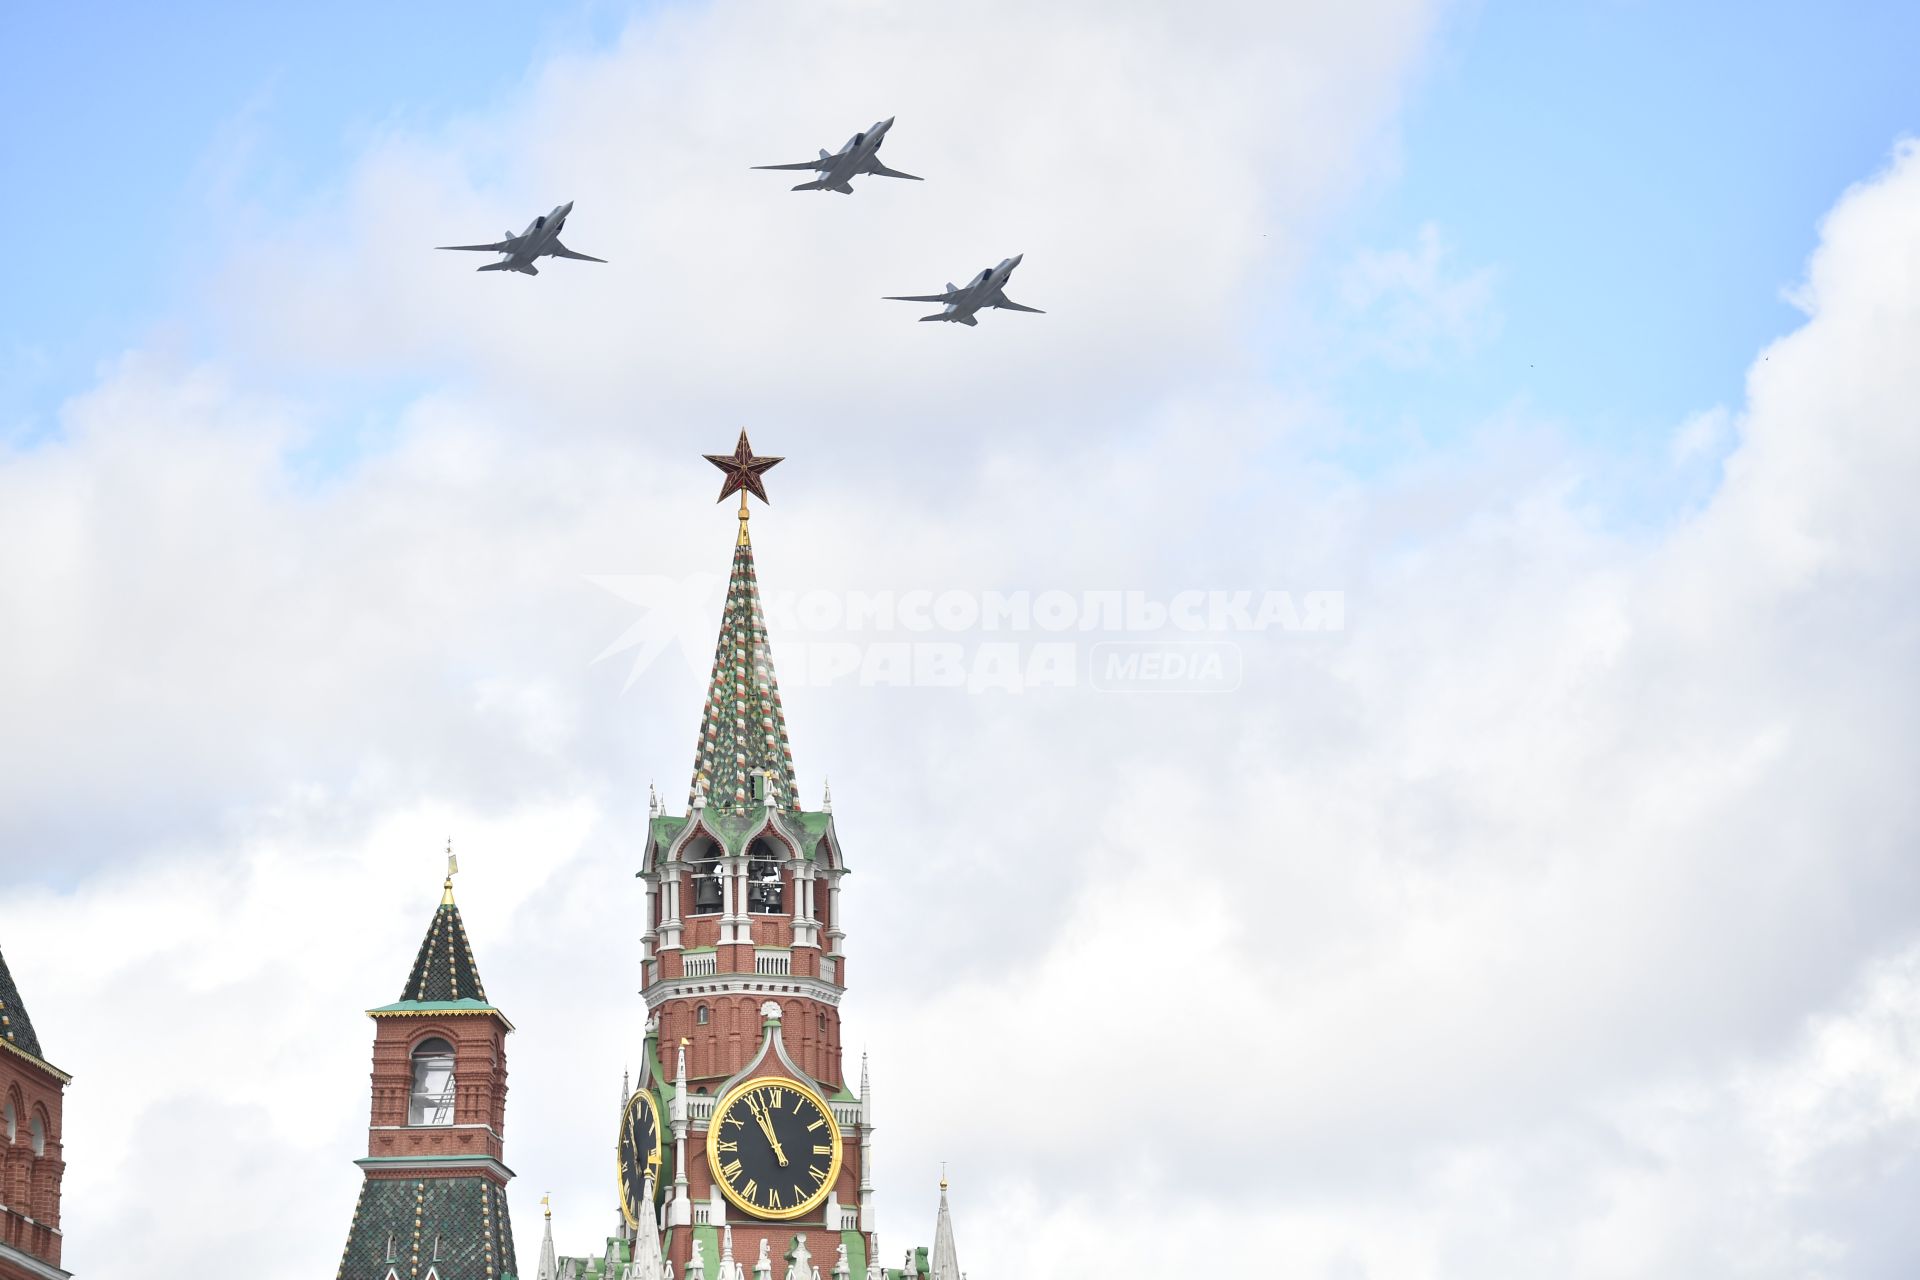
703,429,784,504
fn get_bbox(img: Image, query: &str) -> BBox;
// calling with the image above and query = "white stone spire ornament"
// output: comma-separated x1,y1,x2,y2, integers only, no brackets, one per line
928,1171,961,1280
832,1243,850,1280
536,1194,560,1280
857,1051,876,1233
782,1236,814,1280
685,1238,706,1280
821,777,832,813
753,1239,774,1280
720,1226,738,1280
629,1172,666,1280
650,781,662,817
670,1037,693,1226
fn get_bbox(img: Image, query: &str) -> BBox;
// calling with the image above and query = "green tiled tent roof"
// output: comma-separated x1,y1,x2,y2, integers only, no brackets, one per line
687,538,800,814
401,898,489,1004
336,1175,519,1280
0,941,44,1060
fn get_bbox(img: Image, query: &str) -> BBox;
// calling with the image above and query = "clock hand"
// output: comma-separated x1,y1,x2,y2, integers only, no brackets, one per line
747,1095,790,1167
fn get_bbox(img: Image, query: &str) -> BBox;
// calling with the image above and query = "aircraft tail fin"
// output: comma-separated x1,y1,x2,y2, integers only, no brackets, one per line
819,148,832,162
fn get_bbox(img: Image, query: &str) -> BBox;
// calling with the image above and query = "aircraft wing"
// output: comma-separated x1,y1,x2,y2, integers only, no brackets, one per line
992,293,1045,313
884,292,956,303
437,239,519,253
752,159,830,172
548,241,607,263
866,162,923,181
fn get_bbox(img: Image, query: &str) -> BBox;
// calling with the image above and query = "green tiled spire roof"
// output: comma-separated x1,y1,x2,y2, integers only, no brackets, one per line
400,880,490,1005
0,940,45,1060
336,1175,519,1280
688,536,799,813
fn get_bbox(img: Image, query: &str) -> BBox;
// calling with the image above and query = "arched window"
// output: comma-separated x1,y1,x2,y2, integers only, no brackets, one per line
3,1097,14,1144
747,838,785,914
689,838,724,914
409,1037,457,1126
696,1004,710,1025
29,1111,46,1157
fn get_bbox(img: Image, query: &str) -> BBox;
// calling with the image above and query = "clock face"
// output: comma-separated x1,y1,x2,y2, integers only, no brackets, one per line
706,1075,843,1221
617,1088,665,1230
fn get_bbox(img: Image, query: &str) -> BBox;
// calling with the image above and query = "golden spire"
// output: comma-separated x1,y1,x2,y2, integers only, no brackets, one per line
542,1191,552,1220
738,487,751,546
442,837,459,906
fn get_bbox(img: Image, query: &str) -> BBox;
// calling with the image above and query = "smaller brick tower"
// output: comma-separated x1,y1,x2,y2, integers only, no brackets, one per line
0,939,69,1280
335,855,521,1280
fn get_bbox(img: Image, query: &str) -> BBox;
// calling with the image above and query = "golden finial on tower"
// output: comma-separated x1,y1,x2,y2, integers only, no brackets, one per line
542,1191,552,1220
442,837,460,905
940,1162,948,1190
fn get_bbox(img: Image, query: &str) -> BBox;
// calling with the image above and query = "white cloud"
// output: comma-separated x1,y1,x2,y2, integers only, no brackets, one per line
4,4,1920,1277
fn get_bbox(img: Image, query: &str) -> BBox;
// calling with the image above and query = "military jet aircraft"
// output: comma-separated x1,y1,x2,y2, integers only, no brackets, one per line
885,256,1044,326
436,202,606,275
752,117,922,194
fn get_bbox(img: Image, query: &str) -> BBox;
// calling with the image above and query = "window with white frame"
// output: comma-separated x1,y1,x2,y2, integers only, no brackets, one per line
409,1037,457,1125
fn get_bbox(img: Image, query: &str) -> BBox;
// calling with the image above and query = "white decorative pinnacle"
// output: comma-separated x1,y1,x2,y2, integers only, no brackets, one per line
650,781,662,817
821,777,833,813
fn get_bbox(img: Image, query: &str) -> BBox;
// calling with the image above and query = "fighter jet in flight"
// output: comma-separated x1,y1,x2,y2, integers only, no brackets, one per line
885,256,1044,326
752,117,922,194
436,202,606,275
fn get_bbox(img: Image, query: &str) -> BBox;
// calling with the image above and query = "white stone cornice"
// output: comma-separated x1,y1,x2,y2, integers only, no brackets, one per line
642,973,844,1007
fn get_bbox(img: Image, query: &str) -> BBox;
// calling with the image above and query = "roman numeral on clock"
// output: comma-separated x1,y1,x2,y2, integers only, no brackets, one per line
722,1159,743,1181
717,1140,737,1153
812,1143,832,1155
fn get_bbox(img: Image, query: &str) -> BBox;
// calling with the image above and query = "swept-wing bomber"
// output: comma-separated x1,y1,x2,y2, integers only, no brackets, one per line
753,117,922,194
436,202,607,275
885,256,1044,326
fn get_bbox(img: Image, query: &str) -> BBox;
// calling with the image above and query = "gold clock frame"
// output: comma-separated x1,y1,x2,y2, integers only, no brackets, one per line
617,1087,666,1231
705,1074,845,1222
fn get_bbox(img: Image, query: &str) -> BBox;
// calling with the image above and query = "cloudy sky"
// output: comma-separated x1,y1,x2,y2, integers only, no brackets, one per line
4,2,1920,1276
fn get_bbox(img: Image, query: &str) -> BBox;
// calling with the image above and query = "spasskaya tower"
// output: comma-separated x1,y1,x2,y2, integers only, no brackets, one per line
621,431,873,1279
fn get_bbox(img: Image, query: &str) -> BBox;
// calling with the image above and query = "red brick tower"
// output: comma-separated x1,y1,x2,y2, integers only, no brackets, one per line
630,433,871,1278
334,859,522,1280
0,939,68,1280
